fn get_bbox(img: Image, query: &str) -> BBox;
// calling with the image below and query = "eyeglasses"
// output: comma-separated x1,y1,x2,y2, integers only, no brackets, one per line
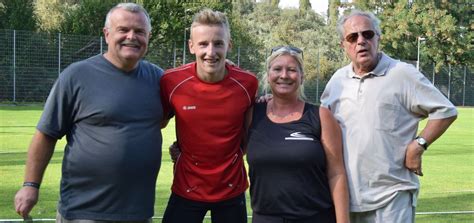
344,30,376,43
270,46,304,59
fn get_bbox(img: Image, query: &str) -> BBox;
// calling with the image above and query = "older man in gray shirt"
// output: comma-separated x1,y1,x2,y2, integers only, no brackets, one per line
14,3,163,222
321,9,457,223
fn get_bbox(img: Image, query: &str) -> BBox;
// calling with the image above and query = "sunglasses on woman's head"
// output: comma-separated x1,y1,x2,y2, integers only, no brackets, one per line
344,30,376,43
271,46,303,59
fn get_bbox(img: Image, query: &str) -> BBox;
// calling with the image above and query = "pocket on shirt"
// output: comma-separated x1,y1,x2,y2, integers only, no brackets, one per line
375,102,401,131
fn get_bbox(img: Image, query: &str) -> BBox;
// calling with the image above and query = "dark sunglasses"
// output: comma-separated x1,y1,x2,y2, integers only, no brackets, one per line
271,46,304,59
344,30,376,43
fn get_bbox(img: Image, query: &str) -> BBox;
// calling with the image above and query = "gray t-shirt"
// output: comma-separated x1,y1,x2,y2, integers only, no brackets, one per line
38,55,163,220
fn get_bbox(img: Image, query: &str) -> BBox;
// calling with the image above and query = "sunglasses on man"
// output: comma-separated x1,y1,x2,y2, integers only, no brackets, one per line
344,30,377,43
271,46,304,59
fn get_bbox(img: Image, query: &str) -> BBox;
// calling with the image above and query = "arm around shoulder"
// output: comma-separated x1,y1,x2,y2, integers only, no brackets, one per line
319,107,350,223
241,106,254,154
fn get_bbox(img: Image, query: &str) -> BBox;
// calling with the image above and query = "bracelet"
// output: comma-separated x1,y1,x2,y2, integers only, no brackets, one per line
23,182,40,189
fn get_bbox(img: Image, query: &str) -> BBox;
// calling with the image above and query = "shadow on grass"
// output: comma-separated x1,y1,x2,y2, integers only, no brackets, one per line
0,152,64,166
426,146,474,156
0,104,44,110
416,213,474,223
0,126,37,129
417,192,474,212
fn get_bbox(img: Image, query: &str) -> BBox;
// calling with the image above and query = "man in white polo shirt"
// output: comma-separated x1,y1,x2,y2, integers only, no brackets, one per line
321,9,457,223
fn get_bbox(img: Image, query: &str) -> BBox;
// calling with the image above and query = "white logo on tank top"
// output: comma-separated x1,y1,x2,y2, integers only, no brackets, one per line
285,132,314,141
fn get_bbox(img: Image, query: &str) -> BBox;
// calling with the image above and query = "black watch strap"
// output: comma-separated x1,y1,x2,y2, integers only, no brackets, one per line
415,136,428,150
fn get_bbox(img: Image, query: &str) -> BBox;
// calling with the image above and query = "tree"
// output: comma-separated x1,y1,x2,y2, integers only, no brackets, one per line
299,0,311,12
34,0,63,32
233,0,256,15
271,0,280,8
241,2,345,80
59,0,119,35
380,1,470,70
436,1,473,65
0,0,36,30
352,0,373,11
328,0,340,26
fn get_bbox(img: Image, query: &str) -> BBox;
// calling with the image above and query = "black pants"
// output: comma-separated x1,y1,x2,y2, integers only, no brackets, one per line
162,193,247,223
252,209,335,223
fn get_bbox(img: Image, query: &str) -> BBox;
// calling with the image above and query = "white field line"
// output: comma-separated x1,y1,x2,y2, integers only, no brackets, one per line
416,211,474,215
421,190,474,194
1,212,474,222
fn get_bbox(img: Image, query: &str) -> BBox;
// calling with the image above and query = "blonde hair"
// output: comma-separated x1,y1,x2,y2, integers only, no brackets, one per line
190,8,231,40
262,48,306,100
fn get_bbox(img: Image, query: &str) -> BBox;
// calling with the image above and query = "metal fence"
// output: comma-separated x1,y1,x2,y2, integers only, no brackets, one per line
421,63,474,106
1,29,472,105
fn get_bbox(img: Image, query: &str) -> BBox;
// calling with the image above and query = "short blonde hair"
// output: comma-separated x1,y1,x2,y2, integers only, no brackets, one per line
190,8,231,40
262,47,306,100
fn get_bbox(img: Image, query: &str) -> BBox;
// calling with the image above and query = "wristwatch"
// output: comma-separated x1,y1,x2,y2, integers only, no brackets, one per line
415,136,428,150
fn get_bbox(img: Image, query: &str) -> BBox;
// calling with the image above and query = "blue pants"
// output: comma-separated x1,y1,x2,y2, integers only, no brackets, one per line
162,193,247,223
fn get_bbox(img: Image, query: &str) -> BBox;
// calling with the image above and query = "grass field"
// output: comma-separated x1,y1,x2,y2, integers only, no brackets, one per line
0,105,473,222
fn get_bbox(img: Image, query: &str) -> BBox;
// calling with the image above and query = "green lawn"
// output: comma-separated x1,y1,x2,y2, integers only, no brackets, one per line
0,105,473,222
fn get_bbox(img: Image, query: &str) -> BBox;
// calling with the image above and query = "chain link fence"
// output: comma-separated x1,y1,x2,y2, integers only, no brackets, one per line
1,29,472,105
421,63,474,106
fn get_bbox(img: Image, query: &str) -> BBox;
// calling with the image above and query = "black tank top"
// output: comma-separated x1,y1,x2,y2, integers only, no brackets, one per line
246,102,335,220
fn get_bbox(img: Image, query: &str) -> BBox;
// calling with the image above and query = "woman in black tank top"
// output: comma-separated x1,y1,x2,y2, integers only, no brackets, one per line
246,46,349,223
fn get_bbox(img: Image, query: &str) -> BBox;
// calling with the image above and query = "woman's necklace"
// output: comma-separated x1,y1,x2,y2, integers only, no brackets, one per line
267,101,302,121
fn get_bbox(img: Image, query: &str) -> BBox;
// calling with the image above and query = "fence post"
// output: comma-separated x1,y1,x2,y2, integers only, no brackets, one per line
13,30,16,103
58,32,61,76
448,64,451,100
183,34,186,64
237,47,241,67
462,66,466,106
100,36,103,54
316,48,320,102
173,41,176,68
432,63,435,85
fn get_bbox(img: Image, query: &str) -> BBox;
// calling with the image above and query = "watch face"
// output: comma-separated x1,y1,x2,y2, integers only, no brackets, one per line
416,137,427,147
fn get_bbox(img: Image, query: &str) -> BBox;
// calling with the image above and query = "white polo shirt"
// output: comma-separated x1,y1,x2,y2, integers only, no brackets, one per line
321,52,457,212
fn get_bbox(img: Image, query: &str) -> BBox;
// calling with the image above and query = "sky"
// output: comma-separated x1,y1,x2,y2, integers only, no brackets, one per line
279,0,329,15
